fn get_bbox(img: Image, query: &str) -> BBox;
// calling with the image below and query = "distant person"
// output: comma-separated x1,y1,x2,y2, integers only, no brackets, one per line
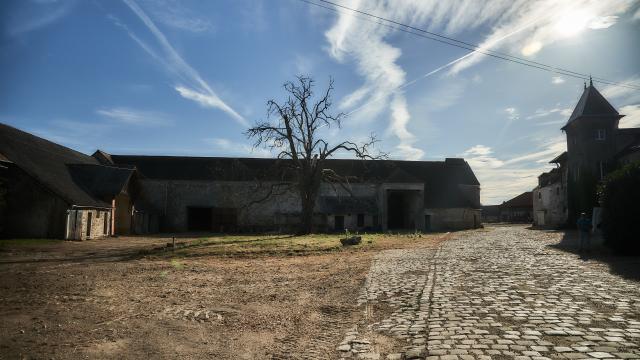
577,212,592,253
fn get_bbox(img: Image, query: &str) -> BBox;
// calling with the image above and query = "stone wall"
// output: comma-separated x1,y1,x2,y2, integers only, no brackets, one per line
65,209,111,240
533,184,567,228
425,208,480,231
135,179,479,233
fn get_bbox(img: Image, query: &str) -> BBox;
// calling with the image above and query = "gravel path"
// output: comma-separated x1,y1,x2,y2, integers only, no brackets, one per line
338,226,640,360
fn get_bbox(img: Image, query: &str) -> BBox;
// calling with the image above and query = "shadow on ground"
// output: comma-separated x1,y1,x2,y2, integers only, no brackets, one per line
548,229,640,282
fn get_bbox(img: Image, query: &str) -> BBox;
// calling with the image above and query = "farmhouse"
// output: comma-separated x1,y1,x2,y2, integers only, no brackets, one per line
533,80,640,228
0,123,482,239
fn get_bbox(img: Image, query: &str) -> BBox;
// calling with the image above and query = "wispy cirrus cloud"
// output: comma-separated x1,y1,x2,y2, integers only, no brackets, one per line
322,0,633,160
96,107,173,126
140,0,213,33
526,107,572,120
113,0,246,126
7,0,75,37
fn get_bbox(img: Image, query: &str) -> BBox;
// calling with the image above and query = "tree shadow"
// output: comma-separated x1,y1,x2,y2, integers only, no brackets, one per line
548,229,640,282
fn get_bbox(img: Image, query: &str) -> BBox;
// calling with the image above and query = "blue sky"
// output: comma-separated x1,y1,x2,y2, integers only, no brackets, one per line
2,0,640,204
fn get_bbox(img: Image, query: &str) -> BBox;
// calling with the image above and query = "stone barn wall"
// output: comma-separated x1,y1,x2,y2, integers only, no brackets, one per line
136,179,302,232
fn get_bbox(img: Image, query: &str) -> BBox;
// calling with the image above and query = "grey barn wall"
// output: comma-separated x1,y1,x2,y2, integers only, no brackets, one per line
136,178,479,232
137,179,302,232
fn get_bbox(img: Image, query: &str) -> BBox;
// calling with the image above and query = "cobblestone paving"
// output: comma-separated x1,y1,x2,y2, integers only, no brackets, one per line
338,226,640,360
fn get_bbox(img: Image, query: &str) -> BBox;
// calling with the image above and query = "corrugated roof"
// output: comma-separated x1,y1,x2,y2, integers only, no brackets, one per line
562,83,620,130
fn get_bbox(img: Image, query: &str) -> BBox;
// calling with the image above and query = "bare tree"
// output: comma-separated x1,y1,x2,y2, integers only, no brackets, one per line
245,76,386,234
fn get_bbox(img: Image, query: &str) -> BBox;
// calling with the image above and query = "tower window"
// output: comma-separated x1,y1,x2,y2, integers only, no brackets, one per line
596,129,606,141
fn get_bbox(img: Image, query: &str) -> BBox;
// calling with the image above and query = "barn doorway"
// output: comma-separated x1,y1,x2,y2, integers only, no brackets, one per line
334,215,344,231
211,208,237,233
424,214,432,231
387,191,406,229
187,207,213,231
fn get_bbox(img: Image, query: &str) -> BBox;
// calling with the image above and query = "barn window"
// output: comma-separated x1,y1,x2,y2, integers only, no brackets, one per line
596,129,606,141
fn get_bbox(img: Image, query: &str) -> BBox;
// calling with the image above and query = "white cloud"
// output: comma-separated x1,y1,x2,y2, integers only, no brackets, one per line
526,107,572,120
175,86,247,126
447,1,634,73
114,0,245,125
461,137,567,204
588,15,619,29
600,75,640,102
619,104,640,128
504,107,520,121
96,107,172,126
552,76,566,84
205,137,271,157
325,1,423,160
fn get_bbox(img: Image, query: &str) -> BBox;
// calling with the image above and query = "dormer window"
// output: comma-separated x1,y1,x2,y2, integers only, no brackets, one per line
596,129,606,141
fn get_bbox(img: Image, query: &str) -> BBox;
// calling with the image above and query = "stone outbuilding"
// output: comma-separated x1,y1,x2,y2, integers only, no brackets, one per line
0,123,145,240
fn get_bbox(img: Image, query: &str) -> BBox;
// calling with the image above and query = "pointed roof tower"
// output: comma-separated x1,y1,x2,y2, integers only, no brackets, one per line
561,78,621,130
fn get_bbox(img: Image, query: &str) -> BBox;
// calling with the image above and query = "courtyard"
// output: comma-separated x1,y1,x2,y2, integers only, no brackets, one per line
0,225,639,359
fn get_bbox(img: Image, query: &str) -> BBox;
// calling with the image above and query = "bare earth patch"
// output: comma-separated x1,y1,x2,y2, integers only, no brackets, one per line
0,232,444,359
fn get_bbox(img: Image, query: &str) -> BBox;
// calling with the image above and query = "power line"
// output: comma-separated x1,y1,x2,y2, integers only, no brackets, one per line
298,0,640,91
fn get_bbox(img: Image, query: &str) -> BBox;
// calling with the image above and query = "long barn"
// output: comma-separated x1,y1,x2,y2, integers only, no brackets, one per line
0,123,482,239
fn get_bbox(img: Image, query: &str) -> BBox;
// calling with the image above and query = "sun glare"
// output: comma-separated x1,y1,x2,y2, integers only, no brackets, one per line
554,10,592,37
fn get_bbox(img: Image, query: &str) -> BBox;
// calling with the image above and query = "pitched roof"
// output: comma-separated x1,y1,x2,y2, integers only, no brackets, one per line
0,123,131,208
67,164,135,200
549,151,567,164
562,83,620,130
502,191,533,208
108,154,480,208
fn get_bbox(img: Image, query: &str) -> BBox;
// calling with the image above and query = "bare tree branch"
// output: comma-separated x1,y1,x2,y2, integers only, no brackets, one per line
244,76,386,233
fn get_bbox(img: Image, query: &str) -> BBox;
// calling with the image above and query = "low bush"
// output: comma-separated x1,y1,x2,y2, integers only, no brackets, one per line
599,161,640,254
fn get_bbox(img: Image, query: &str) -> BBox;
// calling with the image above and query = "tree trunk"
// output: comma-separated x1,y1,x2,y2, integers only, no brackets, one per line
300,194,316,234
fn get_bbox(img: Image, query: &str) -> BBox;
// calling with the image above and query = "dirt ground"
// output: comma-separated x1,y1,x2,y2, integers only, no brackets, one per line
0,232,445,359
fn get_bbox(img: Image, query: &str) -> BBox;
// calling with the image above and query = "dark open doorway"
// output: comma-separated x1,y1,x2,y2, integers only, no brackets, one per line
211,208,237,233
424,214,432,232
387,191,406,229
334,215,344,231
187,207,212,231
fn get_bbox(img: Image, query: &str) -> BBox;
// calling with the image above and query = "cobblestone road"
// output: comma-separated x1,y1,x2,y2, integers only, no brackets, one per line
337,226,640,360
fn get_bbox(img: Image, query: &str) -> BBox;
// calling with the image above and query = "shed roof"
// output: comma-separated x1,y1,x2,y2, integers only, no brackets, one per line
0,123,131,208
